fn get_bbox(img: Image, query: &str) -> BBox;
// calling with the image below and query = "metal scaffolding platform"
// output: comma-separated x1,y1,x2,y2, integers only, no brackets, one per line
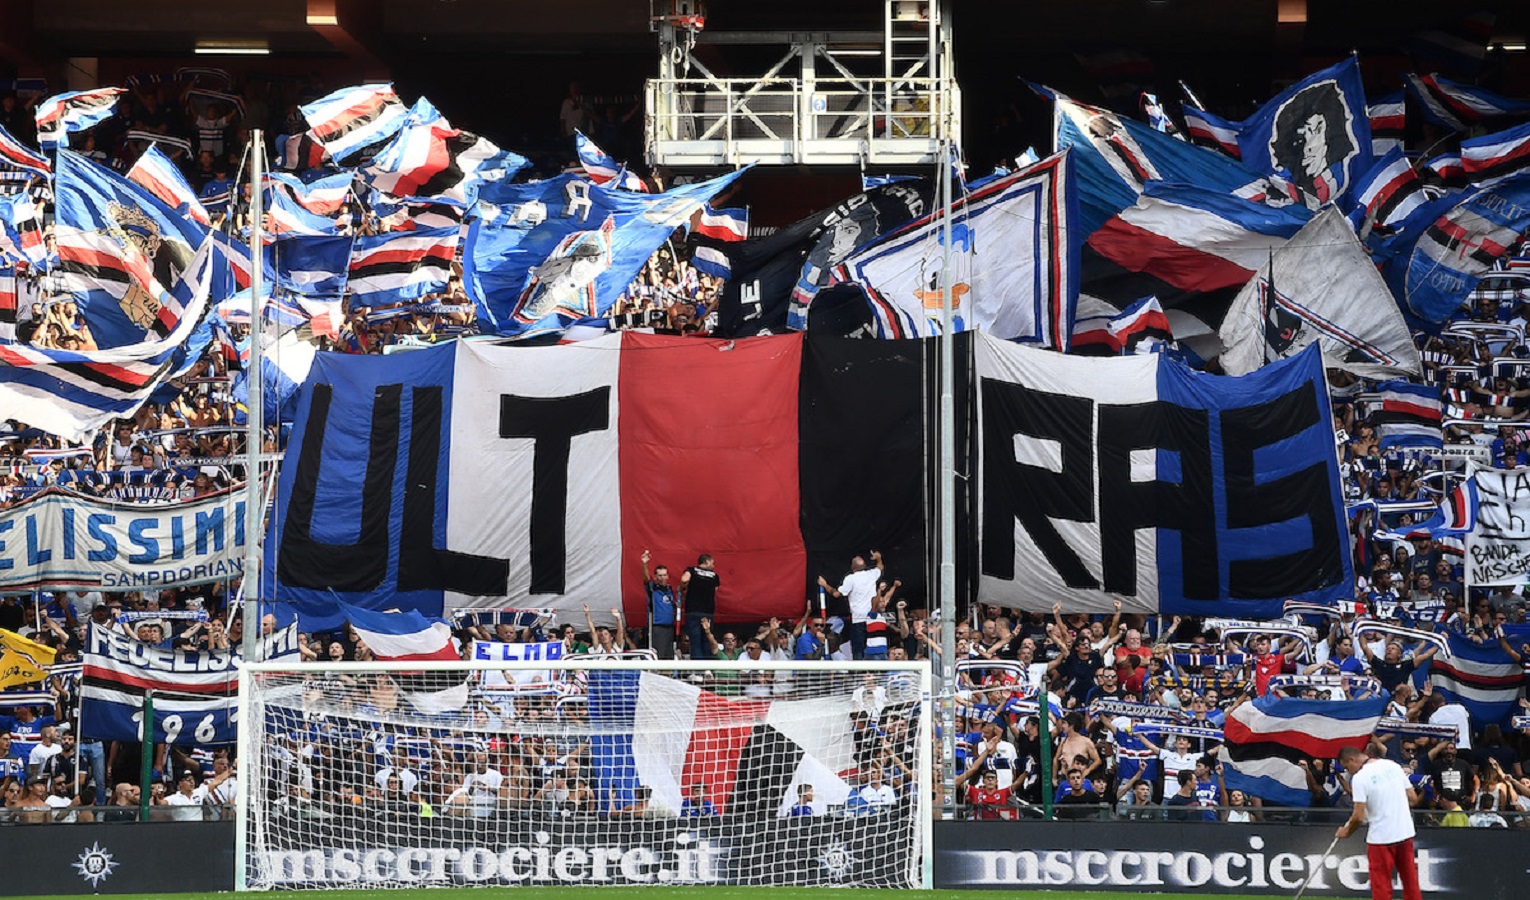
645,1,960,169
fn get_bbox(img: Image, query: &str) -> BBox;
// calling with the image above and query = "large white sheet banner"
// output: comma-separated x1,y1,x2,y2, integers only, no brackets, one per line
471,639,564,688
446,336,622,621
1468,469,1530,587
0,488,247,593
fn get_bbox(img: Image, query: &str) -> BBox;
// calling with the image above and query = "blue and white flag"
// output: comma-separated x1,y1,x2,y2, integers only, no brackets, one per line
0,192,47,266
1461,120,1530,187
265,187,343,238
0,237,215,442
832,149,1078,348
1406,73,1530,134
575,130,646,191
690,203,749,279
1233,57,1372,206
53,150,211,348
299,84,408,164
265,171,354,217
1181,104,1243,158
348,227,457,304
127,144,210,227
1373,476,1478,541
232,331,317,426
35,87,125,149
1221,694,1388,806
1368,90,1406,155
464,169,745,338
1139,92,1180,137
1346,146,1426,231
1389,174,1530,323
1429,629,1527,729
861,173,921,190
367,98,529,207
0,122,49,175
1369,381,1443,450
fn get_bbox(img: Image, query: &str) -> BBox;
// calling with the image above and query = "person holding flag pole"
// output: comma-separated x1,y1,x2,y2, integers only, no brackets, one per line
1335,744,1422,900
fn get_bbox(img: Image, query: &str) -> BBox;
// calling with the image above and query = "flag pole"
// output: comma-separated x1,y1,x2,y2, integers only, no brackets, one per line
937,128,958,820
242,131,264,666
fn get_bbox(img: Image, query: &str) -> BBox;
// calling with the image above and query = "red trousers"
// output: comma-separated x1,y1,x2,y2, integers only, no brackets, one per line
1367,838,1422,900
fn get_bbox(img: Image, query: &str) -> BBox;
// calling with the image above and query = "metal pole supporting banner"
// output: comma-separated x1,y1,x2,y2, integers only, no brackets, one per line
138,690,154,823
242,131,265,667
937,134,958,820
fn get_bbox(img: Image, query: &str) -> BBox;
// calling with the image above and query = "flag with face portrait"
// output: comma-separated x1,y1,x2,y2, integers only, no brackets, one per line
1235,58,1372,207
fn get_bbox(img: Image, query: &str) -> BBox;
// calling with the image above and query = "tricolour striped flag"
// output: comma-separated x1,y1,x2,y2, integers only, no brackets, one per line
0,267,16,343
1462,120,1530,186
127,144,211,227
575,130,646,191
299,84,408,164
365,98,528,207
1430,630,1524,728
266,171,354,217
1221,694,1388,807
1367,91,1406,156
348,226,458,304
0,123,49,175
1180,104,1242,158
0,236,214,442
1347,146,1425,231
1369,380,1443,450
690,203,749,279
1070,295,1173,356
35,87,125,149
1406,73,1530,133
0,192,47,266
340,602,466,714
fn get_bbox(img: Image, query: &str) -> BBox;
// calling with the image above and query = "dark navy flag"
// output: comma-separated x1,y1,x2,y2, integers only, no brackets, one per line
1406,72,1530,133
270,234,352,298
53,149,210,349
1234,58,1372,207
464,170,745,339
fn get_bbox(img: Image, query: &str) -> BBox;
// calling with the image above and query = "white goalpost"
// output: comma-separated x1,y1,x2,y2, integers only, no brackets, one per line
236,658,933,890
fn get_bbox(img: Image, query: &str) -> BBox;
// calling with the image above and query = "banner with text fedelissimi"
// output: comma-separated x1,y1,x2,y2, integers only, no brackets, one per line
1467,468,1530,587
0,487,247,594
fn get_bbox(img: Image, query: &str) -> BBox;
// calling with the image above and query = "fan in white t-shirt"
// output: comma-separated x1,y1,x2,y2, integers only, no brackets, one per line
1337,746,1422,900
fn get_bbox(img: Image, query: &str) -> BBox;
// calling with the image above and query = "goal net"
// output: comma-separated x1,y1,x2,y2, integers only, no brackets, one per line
237,659,931,890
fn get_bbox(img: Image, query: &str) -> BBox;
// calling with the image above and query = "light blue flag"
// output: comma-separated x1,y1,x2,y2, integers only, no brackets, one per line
464,169,747,338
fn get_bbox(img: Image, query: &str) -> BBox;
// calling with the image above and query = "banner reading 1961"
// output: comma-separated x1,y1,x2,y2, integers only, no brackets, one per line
0,487,247,593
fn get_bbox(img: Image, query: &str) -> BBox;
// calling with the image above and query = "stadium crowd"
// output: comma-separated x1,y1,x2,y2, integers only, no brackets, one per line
2,50,1530,837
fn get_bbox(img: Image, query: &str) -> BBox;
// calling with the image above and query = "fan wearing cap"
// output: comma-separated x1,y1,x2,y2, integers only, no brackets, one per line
165,769,208,821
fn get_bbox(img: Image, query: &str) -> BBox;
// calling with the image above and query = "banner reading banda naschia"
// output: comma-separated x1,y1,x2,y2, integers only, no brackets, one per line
1468,468,1530,586
0,487,248,593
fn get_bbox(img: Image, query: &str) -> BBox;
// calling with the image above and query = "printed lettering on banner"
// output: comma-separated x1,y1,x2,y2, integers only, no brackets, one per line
1468,469,1530,586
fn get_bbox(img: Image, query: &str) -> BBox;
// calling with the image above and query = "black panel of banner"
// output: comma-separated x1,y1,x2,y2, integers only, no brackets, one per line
933,820,1523,897
3,821,234,895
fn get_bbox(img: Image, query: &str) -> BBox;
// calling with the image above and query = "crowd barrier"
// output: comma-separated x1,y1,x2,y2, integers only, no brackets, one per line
932,819,1525,896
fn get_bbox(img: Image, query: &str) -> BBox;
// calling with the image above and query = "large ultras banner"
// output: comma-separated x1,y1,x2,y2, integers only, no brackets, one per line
268,333,1347,627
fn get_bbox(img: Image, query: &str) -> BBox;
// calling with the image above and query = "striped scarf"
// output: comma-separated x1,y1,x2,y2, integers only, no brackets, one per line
1351,621,1450,657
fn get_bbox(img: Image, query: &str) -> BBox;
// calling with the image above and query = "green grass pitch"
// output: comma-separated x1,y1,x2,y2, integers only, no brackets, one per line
14,888,1272,900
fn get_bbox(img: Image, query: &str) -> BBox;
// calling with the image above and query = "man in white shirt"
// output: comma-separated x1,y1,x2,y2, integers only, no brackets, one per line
165,770,207,821
27,724,61,776
1424,692,1472,750
817,550,883,659
857,764,897,810
446,748,504,817
1337,745,1421,900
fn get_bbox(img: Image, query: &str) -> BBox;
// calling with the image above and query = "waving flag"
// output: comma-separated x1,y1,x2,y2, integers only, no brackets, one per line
1139,93,1180,138
1369,380,1443,450
0,123,48,175
1429,630,1523,727
1219,208,1421,378
575,130,646,191
1406,73,1530,133
1181,105,1242,158
53,149,210,348
1080,181,1309,359
127,144,211,227
1070,295,1172,356
365,98,528,207
1392,174,1530,323
588,670,855,816
1422,152,1468,191
1234,57,1371,206
1221,694,1388,806
264,187,343,238
0,237,213,442
1368,91,1406,155
1346,146,1426,231
348,227,457,304
0,192,47,266
265,171,353,217
35,87,125,148
1461,120,1530,186
832,149,1078,347
0,629,54,690
276,132,326,171
340,603,466,714
690,203,748,279
0,268,16,342
299,83,408,164
465,169,744,338
270,234,352,298
1374,476,1478,541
